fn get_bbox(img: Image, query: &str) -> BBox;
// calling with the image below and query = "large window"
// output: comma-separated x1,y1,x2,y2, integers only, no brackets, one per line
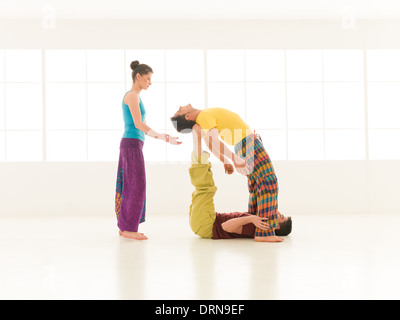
367,50,400,160
0,49,397,162
46,50,125,162
287,50,365,160
1,50,43,162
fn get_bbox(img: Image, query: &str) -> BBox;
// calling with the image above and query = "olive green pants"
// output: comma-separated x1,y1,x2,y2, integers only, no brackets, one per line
188,152,217,239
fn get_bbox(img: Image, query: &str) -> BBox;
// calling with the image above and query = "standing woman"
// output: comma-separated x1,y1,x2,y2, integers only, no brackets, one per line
115,60,181,240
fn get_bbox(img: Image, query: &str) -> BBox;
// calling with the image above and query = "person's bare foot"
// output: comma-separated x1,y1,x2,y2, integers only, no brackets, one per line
119,230,145,236
119,230,148,240
254,235,284,242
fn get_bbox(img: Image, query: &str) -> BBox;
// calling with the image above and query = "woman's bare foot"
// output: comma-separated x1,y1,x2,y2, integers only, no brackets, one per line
119,230,148,240
254,235,284,242
119,230,145,236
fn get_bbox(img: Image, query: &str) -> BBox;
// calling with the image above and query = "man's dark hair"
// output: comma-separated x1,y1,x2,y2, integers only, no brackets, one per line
275,217,292,236
170,115,196,133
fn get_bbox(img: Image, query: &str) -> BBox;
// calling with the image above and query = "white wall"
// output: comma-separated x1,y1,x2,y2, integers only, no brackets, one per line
2,19,400,50
1,18,400,217
1,160,400,217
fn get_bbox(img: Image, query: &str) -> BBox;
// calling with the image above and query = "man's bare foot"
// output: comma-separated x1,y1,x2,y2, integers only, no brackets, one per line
119,230,148,240
254,235,284,242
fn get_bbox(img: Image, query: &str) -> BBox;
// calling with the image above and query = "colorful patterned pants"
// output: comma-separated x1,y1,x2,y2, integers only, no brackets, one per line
115,138,146,232
234,134,278,237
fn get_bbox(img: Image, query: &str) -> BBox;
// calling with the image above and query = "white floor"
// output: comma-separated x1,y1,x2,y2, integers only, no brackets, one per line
1,213,400,300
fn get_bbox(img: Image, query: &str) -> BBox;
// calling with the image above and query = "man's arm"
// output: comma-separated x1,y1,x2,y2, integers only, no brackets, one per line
221,215,270,234
203,128,246,167
192,124,203,160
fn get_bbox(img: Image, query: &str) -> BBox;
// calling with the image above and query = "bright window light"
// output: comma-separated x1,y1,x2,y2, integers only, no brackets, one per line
0,84,4,131
166,50,204,82
2,49,398,162
207,83,246,120
368,82,400,129
5,50,42,83
47,131,86,161
166,129,193,162
46,50,86,82
256,130,287,161
288,130,324,160
324,83,365,129
325,129,365,160
140,83,166,131
46,83,86,130
0,50,4,82
125,50,165,84
87,83,125,130
369,129,400,160
207,50,245,82
0,131,5,162
367,50,400,81
6,131,42,162
6,84,42,130
87,50,125,83
143,135,167,162
287,83,324,129
166,83,204,130
323,50,364,82
245,50,285,82
88,130,122,161
246,83,286,129
286,50,322,82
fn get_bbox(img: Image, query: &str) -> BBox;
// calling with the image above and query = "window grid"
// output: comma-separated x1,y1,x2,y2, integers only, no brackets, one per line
2,50,43,162
284,50,289,160
364,49,370,161
1,53,4,160
0,49,398,162
1,51,4,162
42,49,47,161
322,52,326,160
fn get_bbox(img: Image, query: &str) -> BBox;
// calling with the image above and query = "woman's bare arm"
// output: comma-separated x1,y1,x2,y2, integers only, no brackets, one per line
125,92,181,144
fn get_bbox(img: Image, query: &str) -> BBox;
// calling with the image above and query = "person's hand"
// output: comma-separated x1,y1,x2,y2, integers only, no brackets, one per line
251,216,271,230
254,235,284,242
224,163,234,175
168,136,182,145
159,134,182,145
158,133,168,141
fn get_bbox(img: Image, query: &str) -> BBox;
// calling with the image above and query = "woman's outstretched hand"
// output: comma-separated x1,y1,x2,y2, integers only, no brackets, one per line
160,134,182,145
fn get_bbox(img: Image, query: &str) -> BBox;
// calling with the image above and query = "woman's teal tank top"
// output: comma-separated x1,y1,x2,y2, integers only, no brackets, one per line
122,91,146,142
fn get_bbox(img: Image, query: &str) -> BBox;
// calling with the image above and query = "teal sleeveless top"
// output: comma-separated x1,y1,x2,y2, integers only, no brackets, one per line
122,91,146,142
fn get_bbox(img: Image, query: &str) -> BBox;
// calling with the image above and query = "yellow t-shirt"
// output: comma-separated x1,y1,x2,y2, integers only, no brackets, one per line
196,108,252,145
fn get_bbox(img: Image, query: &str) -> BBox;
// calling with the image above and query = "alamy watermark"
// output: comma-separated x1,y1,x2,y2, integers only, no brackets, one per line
341,6,356,30
41,5,56,30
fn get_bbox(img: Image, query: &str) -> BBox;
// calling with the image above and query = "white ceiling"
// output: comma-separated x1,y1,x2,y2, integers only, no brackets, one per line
1,0,400,20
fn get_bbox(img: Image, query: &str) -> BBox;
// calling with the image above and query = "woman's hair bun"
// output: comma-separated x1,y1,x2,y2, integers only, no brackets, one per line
130,60,140,70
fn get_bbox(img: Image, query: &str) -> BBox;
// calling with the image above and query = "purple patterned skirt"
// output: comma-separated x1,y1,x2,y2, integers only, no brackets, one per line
115,138,146,232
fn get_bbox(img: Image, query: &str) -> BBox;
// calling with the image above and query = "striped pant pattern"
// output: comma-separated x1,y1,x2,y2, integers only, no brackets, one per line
235,134,278,237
